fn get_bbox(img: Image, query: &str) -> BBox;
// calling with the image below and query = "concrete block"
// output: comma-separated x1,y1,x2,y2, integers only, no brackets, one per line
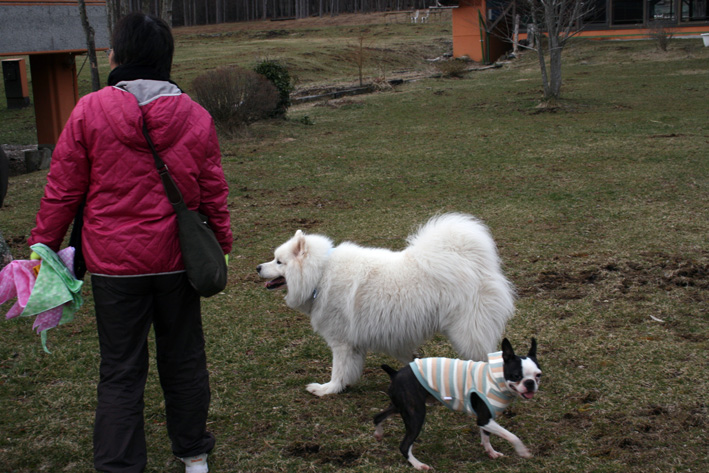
25,147,51,172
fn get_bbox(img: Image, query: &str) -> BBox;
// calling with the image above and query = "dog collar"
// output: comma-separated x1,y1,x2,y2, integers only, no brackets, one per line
312,248,334,300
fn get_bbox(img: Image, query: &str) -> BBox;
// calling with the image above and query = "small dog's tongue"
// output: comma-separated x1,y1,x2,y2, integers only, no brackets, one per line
522,392,535,400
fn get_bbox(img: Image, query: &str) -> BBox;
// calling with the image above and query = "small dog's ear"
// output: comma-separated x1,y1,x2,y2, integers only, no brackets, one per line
294,230,306,257
502,338,515,362
528,338,537,359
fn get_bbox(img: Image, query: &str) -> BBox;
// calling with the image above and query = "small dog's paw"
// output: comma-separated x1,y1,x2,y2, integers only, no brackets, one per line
373,426,384,441
409,458,432,470
486,450,504,459
515,445,532,458
482,441,504,459
306,382,341,396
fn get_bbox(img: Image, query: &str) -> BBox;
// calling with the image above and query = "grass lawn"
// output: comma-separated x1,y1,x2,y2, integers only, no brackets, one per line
1,12,708,473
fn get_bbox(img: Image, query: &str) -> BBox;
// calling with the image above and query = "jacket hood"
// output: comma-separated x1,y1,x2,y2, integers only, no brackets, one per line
96,80,193,153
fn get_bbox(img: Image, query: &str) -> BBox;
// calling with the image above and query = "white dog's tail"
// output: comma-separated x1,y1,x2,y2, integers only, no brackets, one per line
406,213,516,360
406,213,503,271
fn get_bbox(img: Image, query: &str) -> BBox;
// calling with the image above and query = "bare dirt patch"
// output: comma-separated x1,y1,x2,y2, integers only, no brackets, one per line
590,402,707,465
518,251,709,302
284,442,362,467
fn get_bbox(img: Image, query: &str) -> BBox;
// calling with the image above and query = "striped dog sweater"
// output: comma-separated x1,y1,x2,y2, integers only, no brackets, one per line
410,352,515,418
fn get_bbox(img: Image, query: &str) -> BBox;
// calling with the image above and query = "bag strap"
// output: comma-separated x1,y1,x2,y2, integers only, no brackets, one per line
115,83,183,206
141,121,184,206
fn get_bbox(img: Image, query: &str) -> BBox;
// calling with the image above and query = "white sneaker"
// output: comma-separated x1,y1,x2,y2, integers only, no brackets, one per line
180,453,208,473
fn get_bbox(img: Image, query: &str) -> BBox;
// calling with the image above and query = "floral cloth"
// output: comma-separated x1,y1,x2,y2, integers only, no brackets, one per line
0,244,83,352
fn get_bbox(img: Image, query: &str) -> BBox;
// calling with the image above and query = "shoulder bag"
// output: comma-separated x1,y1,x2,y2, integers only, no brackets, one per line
142,122,227,297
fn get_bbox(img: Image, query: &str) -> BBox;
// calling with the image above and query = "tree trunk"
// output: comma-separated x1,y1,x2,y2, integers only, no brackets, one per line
78,0,101,91
182,0,190,25
536,35,550,99
547,35,562,100
106,0,116,39
105,0,127,40
513,13,520,56
160,0,173,26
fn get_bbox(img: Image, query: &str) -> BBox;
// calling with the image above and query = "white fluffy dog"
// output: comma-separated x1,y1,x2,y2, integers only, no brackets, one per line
257,213,515,397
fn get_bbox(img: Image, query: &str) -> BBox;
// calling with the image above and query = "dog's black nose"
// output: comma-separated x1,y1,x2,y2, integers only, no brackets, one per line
524,380,536,392
256,265,262,272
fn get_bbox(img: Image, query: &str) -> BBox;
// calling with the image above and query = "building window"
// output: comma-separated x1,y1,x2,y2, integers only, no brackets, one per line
681,0,708,21
649,0,676,21
586,0,609,24
612,0,644,24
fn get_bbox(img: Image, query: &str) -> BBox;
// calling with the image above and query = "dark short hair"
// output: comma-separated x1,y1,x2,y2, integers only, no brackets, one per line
112,13,174,77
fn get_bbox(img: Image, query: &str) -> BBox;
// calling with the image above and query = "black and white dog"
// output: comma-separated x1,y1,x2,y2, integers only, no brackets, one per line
373,338,541,470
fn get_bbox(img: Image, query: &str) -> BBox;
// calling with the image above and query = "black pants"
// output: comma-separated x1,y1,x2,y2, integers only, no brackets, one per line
92,273,215,473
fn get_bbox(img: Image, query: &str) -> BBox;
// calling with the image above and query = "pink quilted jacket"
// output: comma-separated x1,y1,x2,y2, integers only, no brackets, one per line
29,80,233,276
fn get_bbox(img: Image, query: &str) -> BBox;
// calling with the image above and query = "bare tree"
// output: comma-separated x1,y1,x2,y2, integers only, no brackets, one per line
216,0,224,23
648,20,674,51
160,0,174,26
78,0,101,91
106,0,119,40
349,29,371,86
526,0,594,101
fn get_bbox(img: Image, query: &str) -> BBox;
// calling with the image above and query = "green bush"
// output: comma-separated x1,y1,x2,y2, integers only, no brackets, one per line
254,60,295,117
192,66,279,131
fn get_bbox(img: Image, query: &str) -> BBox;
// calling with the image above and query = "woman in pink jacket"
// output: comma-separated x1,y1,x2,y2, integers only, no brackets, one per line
29,13,232,473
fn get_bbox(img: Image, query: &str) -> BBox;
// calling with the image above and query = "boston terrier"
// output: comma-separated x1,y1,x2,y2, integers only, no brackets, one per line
373,338,541,470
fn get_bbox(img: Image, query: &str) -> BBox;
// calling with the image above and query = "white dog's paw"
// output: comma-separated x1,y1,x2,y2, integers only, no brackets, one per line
306,382,343,396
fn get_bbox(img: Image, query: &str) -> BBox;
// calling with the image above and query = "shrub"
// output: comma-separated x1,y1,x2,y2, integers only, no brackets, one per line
192,66,279,131
253,60,295,117
434,59,470,79
649,21,674,51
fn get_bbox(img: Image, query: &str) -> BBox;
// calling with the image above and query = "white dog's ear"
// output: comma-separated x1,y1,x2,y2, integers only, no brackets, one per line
293,230,306,257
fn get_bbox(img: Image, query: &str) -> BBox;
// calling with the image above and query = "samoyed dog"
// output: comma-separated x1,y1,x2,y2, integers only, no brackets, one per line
257,213,515,397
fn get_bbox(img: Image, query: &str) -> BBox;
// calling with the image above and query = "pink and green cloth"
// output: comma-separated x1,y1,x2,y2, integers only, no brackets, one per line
0,244,84,352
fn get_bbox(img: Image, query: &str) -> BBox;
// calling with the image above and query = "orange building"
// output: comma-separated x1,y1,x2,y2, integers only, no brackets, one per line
449,0,709,63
